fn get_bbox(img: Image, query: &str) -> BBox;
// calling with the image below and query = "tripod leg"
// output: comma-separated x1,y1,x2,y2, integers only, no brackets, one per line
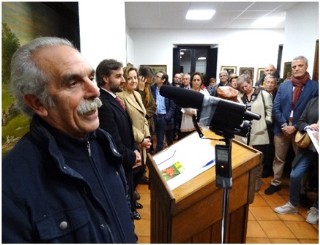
221,188,230,243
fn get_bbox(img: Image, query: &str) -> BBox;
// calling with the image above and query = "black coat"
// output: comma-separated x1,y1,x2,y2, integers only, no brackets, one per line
292,97,319,168
98,88,137,170
2,116,136,243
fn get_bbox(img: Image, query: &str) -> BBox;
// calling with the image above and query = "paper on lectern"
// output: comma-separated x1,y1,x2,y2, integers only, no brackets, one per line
152,132,215,190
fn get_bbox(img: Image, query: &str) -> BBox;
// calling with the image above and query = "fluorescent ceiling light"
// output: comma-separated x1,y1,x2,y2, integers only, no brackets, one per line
198,57,206,60
251,16,285,28
186,9,215,20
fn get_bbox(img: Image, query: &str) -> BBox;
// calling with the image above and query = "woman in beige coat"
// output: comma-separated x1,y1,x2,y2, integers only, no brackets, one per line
117,67,152,189
237,74,273,191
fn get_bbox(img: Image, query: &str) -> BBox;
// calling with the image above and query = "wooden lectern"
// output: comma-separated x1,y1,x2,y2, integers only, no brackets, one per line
147,129,262,243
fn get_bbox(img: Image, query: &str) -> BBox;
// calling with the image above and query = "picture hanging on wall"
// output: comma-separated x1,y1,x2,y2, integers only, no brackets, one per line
239,67,254,79
140,64,167,74
256,68,264,81
283,62,292,79
220,66,237,75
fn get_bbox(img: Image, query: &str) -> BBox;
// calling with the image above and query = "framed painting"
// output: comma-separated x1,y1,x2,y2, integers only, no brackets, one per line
220,66,237,75
140,64,167,74
283,62,292,79
239,67,254,79
312,39,318,81
256,68,264,81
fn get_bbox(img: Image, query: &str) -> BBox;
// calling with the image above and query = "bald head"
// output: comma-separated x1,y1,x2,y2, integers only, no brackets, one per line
264,64,276,76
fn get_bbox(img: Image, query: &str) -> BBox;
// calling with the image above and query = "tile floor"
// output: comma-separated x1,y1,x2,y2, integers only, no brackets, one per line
134,174,319,243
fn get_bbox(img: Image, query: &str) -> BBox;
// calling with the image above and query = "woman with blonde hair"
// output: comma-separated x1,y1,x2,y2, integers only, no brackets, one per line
117,67,152,205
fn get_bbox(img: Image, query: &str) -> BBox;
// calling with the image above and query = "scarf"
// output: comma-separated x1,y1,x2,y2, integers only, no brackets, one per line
291,72,309,109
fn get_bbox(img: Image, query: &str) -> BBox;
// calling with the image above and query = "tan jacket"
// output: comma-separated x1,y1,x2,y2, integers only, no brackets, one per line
117,90,150,145
136,85,156,134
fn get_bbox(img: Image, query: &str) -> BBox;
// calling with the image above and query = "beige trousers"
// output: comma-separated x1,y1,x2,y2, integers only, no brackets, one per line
271,134,298,186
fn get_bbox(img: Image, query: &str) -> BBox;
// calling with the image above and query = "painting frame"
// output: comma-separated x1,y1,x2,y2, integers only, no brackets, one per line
220,66,237,75
256,68,264,81
239,67,254,79
283,62,292,79
140,64,167,74
312,39,319,81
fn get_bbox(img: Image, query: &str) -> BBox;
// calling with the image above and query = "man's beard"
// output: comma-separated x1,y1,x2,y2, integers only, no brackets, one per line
111,85,123,93
77,97,102,115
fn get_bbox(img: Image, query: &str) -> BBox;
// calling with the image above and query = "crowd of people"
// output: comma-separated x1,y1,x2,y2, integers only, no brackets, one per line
2,36,318,243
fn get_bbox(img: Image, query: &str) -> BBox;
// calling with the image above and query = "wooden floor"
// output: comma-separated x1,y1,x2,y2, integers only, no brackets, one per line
134,174,319,243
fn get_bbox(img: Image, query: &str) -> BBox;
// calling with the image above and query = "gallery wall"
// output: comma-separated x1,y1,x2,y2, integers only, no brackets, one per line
127,28,283,82
3,1,317,83
126,2,319,82
79,1,127,69
282,2,319,77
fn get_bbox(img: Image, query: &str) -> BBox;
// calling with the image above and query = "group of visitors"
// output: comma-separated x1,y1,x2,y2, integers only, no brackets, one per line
2,36,318,244
173,58,319,226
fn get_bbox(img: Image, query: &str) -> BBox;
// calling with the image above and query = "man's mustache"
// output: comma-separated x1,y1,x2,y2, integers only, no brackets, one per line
77,98,102,115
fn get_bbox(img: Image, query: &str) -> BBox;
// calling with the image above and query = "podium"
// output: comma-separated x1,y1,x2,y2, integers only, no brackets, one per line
147,129,262,243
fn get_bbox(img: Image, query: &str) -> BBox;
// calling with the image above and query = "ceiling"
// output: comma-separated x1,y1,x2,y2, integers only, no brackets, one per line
125,1,300,29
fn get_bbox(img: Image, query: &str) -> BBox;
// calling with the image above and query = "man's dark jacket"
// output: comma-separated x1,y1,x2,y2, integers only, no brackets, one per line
98,88,140,214
98,88,137,170
2,116,136,243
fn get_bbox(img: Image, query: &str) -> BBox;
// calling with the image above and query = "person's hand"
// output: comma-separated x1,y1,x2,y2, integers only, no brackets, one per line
138,76,146,91
134,150,141,163
132,161,142,168
281,125,296,137
308,123,319,132
141,137,152,149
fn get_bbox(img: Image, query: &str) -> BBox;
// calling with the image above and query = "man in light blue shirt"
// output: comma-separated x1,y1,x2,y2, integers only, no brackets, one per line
151,72,176,152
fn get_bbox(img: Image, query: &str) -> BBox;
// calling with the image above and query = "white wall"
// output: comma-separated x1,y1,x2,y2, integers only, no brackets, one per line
77,1,318,82
126,28,135,65
129,28,283,82
79,0,127,69
126,2,319,82
282,2,319,77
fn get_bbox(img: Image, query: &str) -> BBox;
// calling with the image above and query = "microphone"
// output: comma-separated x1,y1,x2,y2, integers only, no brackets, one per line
160,86,261,138
159,85,204,109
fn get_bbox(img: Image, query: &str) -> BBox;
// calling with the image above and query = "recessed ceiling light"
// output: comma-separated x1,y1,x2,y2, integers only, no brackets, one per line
251,16,285,28
186,9,216,20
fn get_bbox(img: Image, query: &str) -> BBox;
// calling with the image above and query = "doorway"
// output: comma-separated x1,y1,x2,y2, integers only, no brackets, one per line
173,45,218,86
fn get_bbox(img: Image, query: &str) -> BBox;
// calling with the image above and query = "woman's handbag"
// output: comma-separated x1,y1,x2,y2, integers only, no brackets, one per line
295,130,311,148
217,86,239,102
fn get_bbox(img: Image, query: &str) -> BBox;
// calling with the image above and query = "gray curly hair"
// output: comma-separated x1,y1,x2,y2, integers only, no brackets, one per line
10,36,75,116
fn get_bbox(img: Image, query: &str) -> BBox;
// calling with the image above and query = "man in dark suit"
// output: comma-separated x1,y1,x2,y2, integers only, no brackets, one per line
96,59,142,220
